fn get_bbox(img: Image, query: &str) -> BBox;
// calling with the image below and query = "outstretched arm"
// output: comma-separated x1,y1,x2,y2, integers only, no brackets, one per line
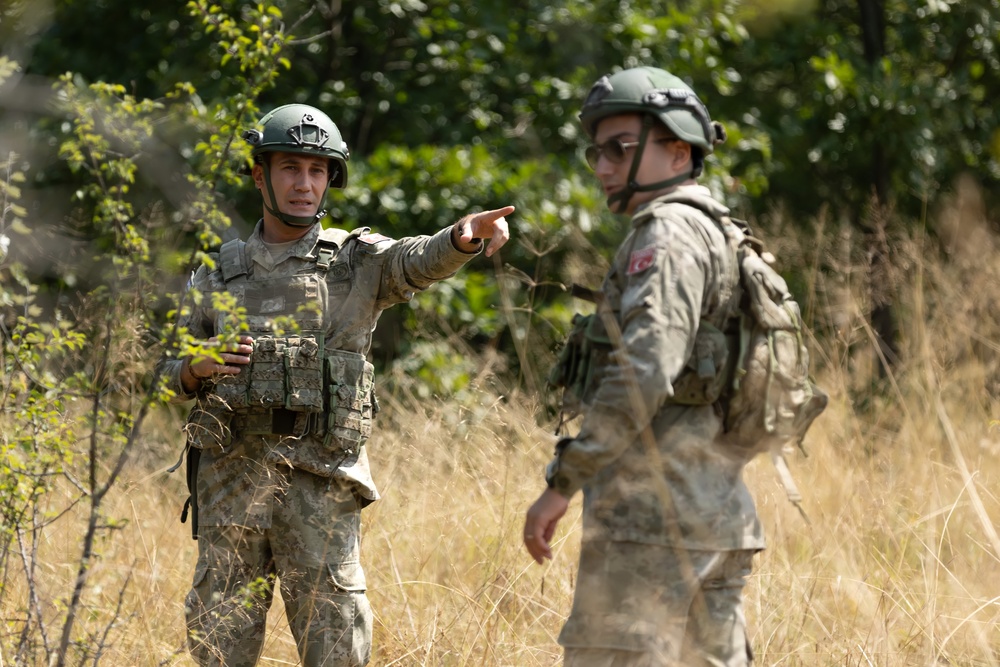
451,205,514,257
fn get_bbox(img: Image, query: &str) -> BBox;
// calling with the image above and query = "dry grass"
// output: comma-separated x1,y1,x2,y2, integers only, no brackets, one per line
4,188,1000,665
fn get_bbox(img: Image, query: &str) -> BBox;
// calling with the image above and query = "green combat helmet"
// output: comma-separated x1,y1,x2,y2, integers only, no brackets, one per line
579,66,726,213
241,104,350,227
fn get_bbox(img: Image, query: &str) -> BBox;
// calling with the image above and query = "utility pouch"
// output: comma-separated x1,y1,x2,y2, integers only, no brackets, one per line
247,336,285,409
671,321,733,406
183,396,233,450
548,312,613,417
324,349,375,453
284,335,324,411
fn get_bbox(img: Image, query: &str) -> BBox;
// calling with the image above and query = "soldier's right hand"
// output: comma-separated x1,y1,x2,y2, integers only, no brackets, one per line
523,488,570,565
184,335,254,385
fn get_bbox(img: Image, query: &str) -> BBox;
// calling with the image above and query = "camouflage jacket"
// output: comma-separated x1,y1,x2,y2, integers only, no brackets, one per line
162,220,479,528
547,185,766,550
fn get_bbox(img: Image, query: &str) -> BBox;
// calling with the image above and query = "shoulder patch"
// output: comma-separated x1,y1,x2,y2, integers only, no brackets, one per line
627,246,656,275
358,232,392,245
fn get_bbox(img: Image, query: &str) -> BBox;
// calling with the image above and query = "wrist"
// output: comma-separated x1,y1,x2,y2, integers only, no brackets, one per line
180,358,204,390
451,221,483,253
183,358,202,380
545,437,578,497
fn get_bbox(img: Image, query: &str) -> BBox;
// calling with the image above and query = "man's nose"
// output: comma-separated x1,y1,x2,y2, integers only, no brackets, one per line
594,153,615,177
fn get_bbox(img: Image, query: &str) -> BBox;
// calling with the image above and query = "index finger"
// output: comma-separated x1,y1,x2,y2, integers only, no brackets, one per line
473,205,515,224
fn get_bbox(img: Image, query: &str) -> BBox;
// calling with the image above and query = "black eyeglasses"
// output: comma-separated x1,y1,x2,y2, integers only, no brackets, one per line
584,137,679,169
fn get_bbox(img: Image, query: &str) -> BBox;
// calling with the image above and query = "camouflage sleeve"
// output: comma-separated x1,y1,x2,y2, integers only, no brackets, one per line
156,263,217,403
372,225,481,309
546,215,712,498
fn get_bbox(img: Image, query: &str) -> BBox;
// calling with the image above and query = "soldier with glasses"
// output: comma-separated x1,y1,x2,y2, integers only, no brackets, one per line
524,67,763,666
162,104,513,666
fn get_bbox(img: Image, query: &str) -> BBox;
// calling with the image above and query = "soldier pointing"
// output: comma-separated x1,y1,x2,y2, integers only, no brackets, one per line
162,103,512,666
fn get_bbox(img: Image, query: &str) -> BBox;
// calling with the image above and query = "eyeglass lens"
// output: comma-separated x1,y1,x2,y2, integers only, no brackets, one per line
585,139,636,168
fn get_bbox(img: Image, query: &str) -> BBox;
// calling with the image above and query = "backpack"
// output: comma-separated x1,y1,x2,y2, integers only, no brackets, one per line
549,198,828,512
723,224,828,512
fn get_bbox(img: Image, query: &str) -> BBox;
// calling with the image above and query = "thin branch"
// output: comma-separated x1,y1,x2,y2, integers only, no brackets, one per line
287,30,333,46
90,566,135,667
15,514,51,665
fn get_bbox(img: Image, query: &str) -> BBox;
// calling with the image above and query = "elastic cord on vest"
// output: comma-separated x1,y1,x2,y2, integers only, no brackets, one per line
606,115,694,214
260,160,328,227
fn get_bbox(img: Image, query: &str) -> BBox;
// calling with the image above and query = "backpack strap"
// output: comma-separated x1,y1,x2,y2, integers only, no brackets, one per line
773,451,809,523
218,239,248,283
645,194,744,326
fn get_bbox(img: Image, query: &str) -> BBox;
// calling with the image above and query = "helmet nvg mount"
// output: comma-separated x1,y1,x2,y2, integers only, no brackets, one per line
578,66,727,213
242,104,350,227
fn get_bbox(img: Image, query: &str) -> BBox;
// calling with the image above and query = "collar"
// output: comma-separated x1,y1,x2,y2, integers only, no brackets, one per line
631,184,728,226
246,220,322,271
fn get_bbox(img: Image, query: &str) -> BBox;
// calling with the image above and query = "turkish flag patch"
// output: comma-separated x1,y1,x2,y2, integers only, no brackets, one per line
358,233,391,245
627,246,656,275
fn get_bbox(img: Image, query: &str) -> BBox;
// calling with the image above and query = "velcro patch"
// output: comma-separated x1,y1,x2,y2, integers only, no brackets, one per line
627,246,656,275
358,233,392,245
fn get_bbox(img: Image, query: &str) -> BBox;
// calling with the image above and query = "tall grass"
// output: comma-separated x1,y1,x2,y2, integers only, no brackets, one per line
4,187,1000,665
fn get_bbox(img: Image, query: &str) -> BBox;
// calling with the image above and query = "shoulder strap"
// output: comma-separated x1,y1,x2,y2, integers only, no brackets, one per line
314,226,369,271
218,239,248,283
315,227,352,270
646,194,746,325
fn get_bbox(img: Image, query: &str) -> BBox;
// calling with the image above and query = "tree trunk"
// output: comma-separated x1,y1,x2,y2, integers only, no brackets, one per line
856,0,899,375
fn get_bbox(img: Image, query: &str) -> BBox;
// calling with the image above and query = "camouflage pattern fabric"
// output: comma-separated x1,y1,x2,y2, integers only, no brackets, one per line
546,186,766,660
165,220,479,666
547,186,765,551
560,545,754,666
185,470,371,666
164,219,475,511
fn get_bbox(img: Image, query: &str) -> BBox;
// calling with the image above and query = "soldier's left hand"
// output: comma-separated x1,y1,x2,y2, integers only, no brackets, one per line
453,205,514,257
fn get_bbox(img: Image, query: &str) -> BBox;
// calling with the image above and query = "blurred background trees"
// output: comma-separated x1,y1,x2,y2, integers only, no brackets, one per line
3,0,998,379
0,0,998,431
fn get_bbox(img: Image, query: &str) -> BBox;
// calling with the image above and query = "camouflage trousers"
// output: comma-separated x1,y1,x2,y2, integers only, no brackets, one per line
560,542,755,667
185,471,372,666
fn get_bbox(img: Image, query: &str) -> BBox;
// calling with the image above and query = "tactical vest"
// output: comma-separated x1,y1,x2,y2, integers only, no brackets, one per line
547,195,827,511
548,197,744,420
184,228,376,455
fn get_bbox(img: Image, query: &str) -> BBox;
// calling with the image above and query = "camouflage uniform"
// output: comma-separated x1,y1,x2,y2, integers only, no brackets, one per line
546,185,765,666
163,219,480,666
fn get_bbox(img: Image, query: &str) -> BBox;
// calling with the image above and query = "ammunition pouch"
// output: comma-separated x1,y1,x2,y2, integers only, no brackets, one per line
212,334,324,412
670,321,736,406
547,313,613,418
324,349,375,454
192,336,375,454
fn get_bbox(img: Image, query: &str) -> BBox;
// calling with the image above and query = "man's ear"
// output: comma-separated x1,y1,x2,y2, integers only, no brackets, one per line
672,141,692,172
251,163,264,190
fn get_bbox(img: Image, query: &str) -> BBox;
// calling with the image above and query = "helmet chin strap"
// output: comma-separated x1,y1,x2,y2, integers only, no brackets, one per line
606,116,693,214
260,160,328,227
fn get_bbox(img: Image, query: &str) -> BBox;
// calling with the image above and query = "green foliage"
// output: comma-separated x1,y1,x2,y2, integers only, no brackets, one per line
717,0,1000,218
0,3,299,659
4,0,995,414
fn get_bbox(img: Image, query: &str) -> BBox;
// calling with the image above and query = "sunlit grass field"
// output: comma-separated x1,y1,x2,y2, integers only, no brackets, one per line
5,185,1000,665
62,363,1000,666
